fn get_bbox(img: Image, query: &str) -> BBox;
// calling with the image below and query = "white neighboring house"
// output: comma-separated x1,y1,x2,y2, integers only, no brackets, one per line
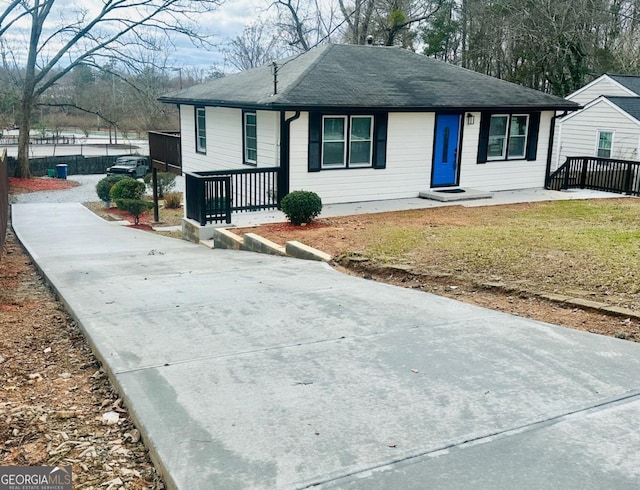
553,74,640,170
156,44,578,232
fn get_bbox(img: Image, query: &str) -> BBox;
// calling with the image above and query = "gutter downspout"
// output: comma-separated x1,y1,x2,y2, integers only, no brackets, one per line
545,110,569,189
278,110,301,204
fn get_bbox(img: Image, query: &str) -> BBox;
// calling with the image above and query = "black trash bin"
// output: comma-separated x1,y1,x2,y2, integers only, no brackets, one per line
55,164,68,179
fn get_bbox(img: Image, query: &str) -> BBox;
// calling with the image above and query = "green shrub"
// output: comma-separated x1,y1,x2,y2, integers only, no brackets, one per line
110,178,146,201
114,199,153,225
96,175,127,202
280,190,322,225
163,191,182,209
144,172,176,198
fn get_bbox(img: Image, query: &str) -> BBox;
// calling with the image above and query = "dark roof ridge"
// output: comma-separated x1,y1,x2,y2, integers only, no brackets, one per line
275,44,333,102
607,73,640,78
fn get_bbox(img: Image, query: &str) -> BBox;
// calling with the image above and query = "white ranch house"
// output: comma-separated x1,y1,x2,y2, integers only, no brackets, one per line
153,43,578,235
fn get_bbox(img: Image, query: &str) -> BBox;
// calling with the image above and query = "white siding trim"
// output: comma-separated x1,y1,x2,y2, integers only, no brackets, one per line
556,103,640,163
181,106,280,174
560,96,640,126
289,112,434,204
566,74,636,101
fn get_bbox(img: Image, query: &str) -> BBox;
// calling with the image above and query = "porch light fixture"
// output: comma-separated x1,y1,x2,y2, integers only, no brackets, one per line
466,113,475,125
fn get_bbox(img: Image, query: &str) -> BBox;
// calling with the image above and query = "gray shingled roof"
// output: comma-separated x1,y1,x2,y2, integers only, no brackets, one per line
605,96,640,122
159,44,578,111
608,74,640,96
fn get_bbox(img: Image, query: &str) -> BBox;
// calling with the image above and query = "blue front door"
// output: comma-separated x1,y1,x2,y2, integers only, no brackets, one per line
432,114,461,187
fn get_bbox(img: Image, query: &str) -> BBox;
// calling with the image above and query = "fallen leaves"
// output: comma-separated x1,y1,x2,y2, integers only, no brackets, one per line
0,230,164,488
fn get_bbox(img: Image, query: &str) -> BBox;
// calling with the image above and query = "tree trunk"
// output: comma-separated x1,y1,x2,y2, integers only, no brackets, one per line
16,95,33,178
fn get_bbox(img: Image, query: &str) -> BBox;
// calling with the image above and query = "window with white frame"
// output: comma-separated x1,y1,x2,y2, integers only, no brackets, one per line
196,107,206,153
596,130,613,158
487,114,529,160
322,115,373,168
244,112,257,164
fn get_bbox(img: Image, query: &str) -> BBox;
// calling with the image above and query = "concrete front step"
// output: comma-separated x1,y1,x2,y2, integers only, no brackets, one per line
210,227,331,262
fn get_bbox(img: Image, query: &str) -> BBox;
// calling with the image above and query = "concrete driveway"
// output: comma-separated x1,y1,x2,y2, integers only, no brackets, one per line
11,203,640,489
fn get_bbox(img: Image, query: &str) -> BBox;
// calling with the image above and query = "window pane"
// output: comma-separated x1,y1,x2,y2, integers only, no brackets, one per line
351,117,372,141
489,115,507,137
350,141,371,165
244,112,257,162
508,137,526,158
196,108,206,152
510,115,528,136
507,115,528,158
488,115,507,158
597,131,612,158
324,118,345,141
323,142,345,166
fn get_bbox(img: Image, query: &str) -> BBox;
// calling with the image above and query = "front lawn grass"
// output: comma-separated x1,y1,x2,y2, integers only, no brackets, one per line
355,199,640,307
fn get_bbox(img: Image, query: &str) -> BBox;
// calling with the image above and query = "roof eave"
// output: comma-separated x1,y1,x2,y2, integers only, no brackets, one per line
157,97,581,113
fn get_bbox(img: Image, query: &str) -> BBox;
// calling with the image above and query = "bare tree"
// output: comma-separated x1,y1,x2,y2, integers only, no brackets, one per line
224,22,283,71
270,0,341,52
0,0,223,178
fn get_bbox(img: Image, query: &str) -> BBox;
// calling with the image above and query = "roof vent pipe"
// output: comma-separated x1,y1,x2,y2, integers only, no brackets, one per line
271,62,278,95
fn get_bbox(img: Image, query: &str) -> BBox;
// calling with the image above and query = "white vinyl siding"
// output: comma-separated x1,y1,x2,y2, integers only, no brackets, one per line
181,106,279,174
567,76,636,105
459,111,553,191
290,112,433,204
555,100,640,166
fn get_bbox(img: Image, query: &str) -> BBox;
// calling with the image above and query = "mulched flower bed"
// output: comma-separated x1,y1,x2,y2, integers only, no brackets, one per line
9,177,79,194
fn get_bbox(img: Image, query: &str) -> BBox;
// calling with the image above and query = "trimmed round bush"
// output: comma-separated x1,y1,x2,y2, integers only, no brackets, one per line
110,177,146,201
144,172,176,198
96,175,127,202
280,190,322,225
114,199,153,225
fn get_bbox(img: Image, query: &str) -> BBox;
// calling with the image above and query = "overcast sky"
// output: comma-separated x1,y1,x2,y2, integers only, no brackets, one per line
173,0,267,69
3,0,268,71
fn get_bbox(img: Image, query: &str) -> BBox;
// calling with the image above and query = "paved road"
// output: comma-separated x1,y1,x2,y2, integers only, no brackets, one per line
11,203,640,489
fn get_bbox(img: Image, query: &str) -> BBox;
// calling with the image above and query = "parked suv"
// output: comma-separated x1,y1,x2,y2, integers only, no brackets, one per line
106,156,150,178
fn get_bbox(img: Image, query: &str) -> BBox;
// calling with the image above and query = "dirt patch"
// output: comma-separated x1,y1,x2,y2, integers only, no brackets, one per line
337,261,640,342
236,202,640,343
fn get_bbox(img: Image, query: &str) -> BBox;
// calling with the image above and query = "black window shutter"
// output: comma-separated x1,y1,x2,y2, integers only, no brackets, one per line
308,112,321,172
372,113,388,169
477,112,490,164
526,112,541,161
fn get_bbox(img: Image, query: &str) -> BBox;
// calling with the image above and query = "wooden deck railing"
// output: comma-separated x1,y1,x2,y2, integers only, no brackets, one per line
547,156,640,196
185,167,280,225
148,131,181,175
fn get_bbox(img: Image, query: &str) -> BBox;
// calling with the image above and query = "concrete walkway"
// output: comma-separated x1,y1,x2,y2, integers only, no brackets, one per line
11,203,640,489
